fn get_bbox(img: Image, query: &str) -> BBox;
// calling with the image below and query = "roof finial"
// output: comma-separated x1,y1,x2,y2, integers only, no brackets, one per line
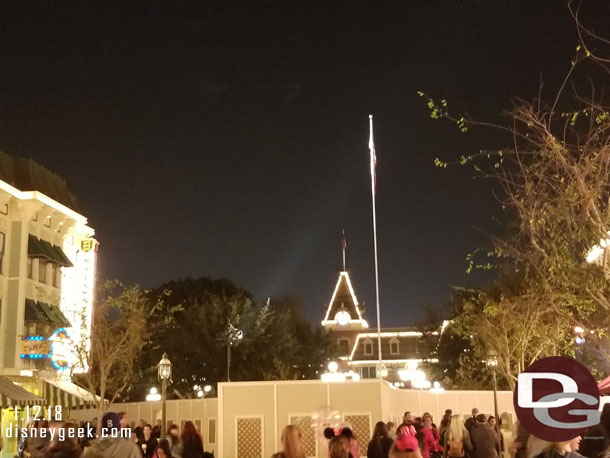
341,229,347,271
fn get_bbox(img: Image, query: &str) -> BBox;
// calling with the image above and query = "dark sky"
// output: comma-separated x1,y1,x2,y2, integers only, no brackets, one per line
0,1,607,326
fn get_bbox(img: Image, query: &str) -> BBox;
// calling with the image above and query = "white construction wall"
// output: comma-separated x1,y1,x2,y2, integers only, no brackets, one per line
101,380,516,458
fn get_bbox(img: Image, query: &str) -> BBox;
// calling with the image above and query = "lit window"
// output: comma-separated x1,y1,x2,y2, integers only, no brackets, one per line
338,339,349,356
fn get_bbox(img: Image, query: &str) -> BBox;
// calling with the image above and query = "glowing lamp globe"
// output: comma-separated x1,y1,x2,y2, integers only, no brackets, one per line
328,361,339,373
335,310,350,326
158,353,172,381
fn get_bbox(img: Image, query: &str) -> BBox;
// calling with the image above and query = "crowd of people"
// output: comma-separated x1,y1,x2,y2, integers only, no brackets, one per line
4,405,606,458
8,411,213,458
271,408,585,458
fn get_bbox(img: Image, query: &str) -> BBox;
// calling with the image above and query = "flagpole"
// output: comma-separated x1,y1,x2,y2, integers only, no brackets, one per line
342,229,346,271
369,114,383,376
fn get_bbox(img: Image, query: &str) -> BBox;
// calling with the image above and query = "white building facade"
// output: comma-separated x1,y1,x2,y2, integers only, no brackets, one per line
0,153,97,380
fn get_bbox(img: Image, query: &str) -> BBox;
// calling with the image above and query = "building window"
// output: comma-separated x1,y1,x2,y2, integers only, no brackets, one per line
390,338,400,355
51,264,58,287
362,366,377,379
44,216,51,228
338,339,349,356
27,258,33,279
0,204,7,215
39,260,47,284
364,340,374,356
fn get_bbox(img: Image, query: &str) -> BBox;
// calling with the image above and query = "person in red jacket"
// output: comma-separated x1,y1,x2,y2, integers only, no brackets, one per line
418,414,443,458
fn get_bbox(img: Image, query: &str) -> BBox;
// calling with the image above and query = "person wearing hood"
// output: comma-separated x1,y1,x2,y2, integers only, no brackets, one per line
84,412,141,458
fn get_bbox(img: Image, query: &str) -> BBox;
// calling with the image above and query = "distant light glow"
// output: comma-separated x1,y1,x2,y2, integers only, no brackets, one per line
586,235,610,263
328,361,339,373
574,326,585,334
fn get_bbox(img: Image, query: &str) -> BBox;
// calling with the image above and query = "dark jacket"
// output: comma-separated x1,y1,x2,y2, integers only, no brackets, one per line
464,417,477,432
470,424,500,458
137,436,158,458
367,437,394,458
581,424,610,458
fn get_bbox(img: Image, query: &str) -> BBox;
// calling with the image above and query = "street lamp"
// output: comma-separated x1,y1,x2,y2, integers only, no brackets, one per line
226,323,243,382
487,354,499,422
158,353,172,438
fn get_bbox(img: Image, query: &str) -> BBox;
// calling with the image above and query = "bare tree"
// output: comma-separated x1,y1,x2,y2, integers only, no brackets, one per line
423,4,610,383
72,280,167,415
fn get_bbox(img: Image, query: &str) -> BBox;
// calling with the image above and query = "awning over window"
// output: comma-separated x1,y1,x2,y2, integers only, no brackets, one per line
42,378,99,410
25,299,47,322
50,245,73,267
25,299,72,327
27,235,74,267
0,376,47,409
38,302,72,328
28,235,47,259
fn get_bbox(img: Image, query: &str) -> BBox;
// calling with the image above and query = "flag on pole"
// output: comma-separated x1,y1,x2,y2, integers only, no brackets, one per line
369,115,376,195
341,229,347,251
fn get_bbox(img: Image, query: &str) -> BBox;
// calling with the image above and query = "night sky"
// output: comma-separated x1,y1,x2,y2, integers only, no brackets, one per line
0,1,607,326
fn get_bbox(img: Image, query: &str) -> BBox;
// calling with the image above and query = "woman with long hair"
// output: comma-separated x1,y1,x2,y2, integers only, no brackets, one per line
418,415,442,458
438,416,451,449
181,421,204,458
271,425,305,458
442,415,472,458
154,439,173,458
367,421,394,458
329,435,350,458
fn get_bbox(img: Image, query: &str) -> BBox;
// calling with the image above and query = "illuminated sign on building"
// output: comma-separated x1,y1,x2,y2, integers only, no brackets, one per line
20,336,51,358
60,236,98,373
49,328,71,370
20,329,72,370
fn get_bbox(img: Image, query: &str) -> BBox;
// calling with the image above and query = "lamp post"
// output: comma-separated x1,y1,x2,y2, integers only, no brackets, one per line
487,355,499,422
158,353,172,438
226,323,243,382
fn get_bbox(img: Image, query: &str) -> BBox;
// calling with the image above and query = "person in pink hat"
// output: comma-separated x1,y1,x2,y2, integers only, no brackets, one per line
390,429,422,458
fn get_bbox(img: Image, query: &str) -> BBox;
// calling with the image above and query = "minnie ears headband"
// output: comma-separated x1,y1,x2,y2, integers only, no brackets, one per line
323,427,353,440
